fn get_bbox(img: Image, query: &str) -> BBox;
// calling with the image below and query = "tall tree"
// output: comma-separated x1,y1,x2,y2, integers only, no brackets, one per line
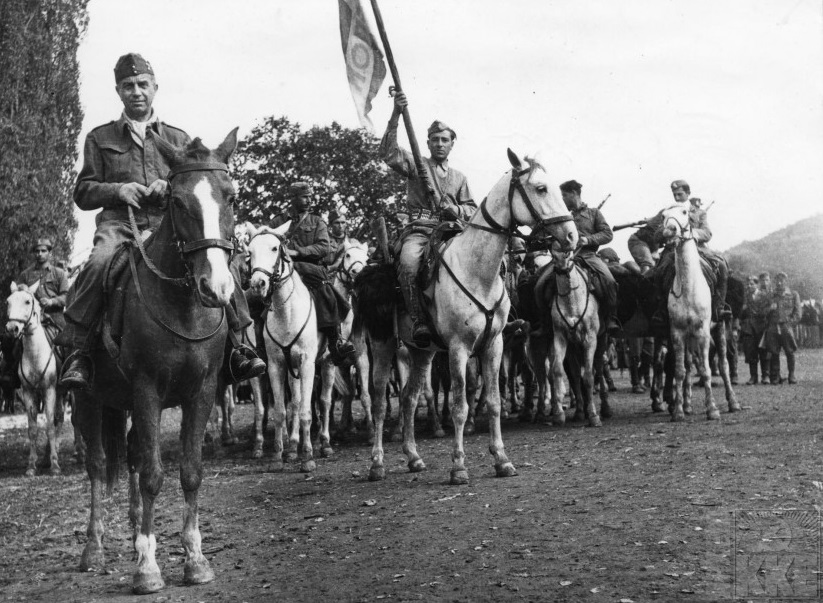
0,0,88,287
232,116,407,240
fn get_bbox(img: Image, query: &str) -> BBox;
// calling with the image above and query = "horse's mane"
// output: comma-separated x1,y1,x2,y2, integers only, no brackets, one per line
523,155,546,178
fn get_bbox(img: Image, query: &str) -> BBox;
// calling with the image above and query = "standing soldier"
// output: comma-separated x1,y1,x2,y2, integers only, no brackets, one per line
57,53,264,389
270,183,356,366
379,91,475,347
764,272,801,384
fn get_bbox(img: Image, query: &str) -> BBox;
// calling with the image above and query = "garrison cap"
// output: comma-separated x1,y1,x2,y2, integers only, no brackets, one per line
670,179,689,191
559,180,583,194
775,271,788,279
32,238,53,251
690,197,702,207
289,182,314,196
328,210,345,223
427,120,456,140
114,53,154,83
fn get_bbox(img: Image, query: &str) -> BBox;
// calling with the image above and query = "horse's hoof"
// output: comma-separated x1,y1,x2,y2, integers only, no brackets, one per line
183,560,215,585
25,467,36,477
495,462,517,478
267,460,284,473
728,401,741,413
79,544,104,571
600,407,612,419
285,452,298,463
550,413,565,427
588,416,602,428
368,466,385,481
300,460,316,473
320,446,334,458
501,409,510,419
251,447,263,460
132,569,165,595
464,424,475,436
707,409,721,421
408,458,426,473
651,402,665,413
49,466,62,476
433,428,446,439
683,406,693,416
671,413,685,423
449,468,469,485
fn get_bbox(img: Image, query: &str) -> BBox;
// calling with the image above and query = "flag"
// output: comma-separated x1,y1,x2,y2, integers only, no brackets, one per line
338,0,386,132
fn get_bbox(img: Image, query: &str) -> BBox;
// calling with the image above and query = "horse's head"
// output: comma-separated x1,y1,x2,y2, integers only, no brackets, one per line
6,281,41,338
153,128,240,307
549,239,575,273
338,242,369,290
506,149,578,251
246,221,292,299
660,204,692,244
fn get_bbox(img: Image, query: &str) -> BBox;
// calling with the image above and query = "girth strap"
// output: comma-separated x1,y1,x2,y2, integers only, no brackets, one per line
264,296,314,379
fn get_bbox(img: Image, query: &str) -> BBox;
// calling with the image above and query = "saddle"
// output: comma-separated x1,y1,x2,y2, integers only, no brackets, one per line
420,221,462,299
101,240,139,357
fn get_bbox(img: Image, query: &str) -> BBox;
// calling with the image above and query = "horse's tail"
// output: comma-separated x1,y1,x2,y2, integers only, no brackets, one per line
352,263,400,341
102,406,127,496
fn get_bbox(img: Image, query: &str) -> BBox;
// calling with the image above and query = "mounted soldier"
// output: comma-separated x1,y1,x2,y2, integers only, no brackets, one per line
269,182,357,366
325,209,361,270
378,91,476,347
627,179,730,331
534,179,620,336
56,53,264,389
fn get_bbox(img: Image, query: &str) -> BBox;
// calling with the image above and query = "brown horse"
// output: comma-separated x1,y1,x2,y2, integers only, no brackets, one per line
74,129,239,594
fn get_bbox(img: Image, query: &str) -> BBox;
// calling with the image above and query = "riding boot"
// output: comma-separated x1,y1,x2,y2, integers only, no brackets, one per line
322,325,356,367
58,321,95,390
746,362,758,385
225,329,266,384
759,351,770,384
403,275,431,348
712,260,732,321
786,353,797,384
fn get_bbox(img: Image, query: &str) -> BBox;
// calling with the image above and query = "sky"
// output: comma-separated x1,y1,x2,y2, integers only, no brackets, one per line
71,0,823,266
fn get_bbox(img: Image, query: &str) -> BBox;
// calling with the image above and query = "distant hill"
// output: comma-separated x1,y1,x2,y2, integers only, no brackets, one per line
724,213,823,301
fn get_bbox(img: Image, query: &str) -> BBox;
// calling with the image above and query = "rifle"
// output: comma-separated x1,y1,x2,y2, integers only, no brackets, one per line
597,193,611,210
613,219,647,232
705,200,715,212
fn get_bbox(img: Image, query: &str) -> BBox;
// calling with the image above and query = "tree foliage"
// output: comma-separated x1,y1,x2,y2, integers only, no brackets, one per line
231,116,407,240
0,0,88,288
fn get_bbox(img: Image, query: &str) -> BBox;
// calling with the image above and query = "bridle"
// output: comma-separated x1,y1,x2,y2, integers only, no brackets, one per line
248,232,295,300
130,161,237,288
662,206,694,246
335,253,366,295
6,290,39,340
468,167,573,243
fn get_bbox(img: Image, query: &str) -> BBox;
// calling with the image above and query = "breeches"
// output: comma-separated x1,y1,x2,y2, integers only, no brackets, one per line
627,234,656,269
398,232,428,283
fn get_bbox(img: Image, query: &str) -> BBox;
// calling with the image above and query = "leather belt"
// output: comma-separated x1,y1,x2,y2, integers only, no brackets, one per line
410,209,434,220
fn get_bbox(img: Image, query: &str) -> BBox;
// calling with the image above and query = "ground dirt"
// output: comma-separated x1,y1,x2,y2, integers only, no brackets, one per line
1,349,822,603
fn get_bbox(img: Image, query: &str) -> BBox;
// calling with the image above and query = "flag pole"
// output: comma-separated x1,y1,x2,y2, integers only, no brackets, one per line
369,0,437,211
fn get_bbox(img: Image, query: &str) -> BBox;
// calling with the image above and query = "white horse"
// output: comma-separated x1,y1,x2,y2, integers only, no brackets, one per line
318,241,374,442
5,282,62,476
659,204,739,421
360,149,578,484
246,222,323,471
539,243,608,427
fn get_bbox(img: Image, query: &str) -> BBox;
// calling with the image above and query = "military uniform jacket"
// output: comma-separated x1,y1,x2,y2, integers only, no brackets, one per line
571,204,613,256
74,116,191,230
17,262,69,311
635,203,712,247
271,212,330,265
768,287,801,332
379,121,475,220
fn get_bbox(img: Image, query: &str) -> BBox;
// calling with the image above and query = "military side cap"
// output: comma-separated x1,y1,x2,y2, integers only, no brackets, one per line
598,247,620,263
328,210,344,223
114,53,154,82
33,238,53,251
670,179,689,191
427,120,456,139
289,182,314,196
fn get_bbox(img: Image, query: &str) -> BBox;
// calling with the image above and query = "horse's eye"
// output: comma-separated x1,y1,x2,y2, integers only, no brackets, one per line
536,186,548,194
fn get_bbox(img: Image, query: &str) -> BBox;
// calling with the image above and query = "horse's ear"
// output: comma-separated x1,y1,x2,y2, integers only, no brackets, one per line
26,280,40,295
507,148,522,170
273,220,291,237
9,281,17,294
150,130,179,163
215,127,239,164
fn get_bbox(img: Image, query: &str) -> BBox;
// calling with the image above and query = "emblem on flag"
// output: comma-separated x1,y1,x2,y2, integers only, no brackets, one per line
338,0,387,132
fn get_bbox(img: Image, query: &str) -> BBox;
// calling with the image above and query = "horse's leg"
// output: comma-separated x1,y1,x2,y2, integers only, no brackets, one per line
69,392,86,464
220,384,237,445
566,352,587,423
670,332,687,422
650,339,666,413
314,360,333,461
582,334,602,428
715,321,740,412
355,346,375,444
548,337,567,426
178,395,216,587
127,423,142,547
464,358,480,436
447,345,470,485
249,375,265,459
482,337,517,478
401,349,432,473
596,336,611,420
77,395,106,570
292,359,316,472
683,343,694,415
131,388,165,594
390,347,410,442
22,388,39,476
43,385,61,475
698,328,720,420
426,372,445,439
368,339,394,481
267,362,287,471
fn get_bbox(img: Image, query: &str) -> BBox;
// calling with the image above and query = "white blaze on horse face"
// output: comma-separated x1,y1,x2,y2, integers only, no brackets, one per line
192,179,234,303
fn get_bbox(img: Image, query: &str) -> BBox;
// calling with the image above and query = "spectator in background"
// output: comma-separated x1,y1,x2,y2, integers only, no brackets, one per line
764,272,801,384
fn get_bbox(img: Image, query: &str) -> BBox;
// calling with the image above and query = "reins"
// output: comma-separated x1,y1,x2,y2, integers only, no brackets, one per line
553,264,591,332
